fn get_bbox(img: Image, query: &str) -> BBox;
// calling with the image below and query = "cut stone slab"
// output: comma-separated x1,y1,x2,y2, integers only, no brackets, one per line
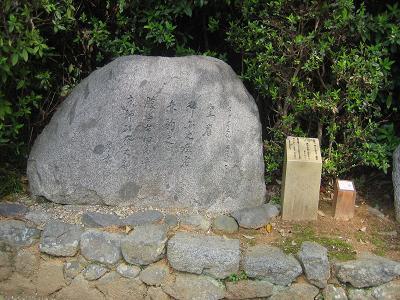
322,284,348,300
231,203,280,229
80,230,122,265
146,286,170,300
95,271,147,300
83,263,108,280
242,245,302,285
225,280,274,299
36,260,66,296
371,281,400,299
123,210,164,226
81,212,122,227
334,253,400,288
39,220,83,256
116,262,141,278
212,215,238,233
393,145,400,221
0,202,28,217
15,248,39,278
64,260,84,281
167,232,240,279
297,241,330,288
180,214,211,231
139,263,169,286
27,55,266,213
269,283,319,300
162,273,225,300
0,220,40,248
55,274,105,300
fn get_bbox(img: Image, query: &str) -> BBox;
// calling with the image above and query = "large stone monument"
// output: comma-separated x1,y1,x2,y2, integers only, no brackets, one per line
27,55,266,212
281,137,322,220
393,145,400,222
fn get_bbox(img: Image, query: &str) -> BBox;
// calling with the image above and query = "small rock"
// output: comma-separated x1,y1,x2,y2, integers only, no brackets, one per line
116,262,141,278
55,274,105,300
83,263,108,280
269,283,319,300
64,260,84,281
164,214,178,229
95,271,147,299
180,214,211,231
167,232,240,279
162,273,225,300
322,284,348,300
297,241,330,288
80,230,122,265
146,286,170,300
123,210,164,226
367,206,387,220
36,260,66,296
371,281,400,299
121,224,167,265
231,203,280,229
225,280,274,299
15,248,39,278
212,215,239,233
242,245,302,285
39,221,83,256
0,202,28,217
334,253,400,288
24,210,52,228
0,220,40,248
81,212,122,227
139,263,169,286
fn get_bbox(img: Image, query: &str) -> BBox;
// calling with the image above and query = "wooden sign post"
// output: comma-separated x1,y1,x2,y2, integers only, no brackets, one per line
333,180,356,221
281,137,322,221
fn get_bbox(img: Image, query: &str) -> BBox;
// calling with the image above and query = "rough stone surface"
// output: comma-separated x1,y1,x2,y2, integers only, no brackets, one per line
15,248,39,278
121,224,167,265
212,215,238,233
164,214,178,229
55,274,105,300
116,262,141,278
146,286,170,300
27,55,266,212
0,202,28,217
0,220,40,248
167,232,240,279
24,209,52,228
140,263,169,286
64,260,84,281
242,245,302,285
269,283,319,300
298,241,330,288
83,263,108,280
225,280,274,299
95,271,147,300
394,145,400,222
180,214,211,231
39,221,82,256
231,203,280,229
80,230,122,265
123,210,164,226
323,284,348,300
347,288,374,300
371,281,400,299
162,273,225,300
82,212,122,227
0,273,36,296
36,260,66,296
335,253,400,288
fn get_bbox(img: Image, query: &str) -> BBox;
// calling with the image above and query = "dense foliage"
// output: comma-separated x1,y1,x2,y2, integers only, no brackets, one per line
0,0,399,193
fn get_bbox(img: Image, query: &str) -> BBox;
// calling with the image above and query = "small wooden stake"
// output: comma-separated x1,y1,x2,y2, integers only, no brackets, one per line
333,179,356,221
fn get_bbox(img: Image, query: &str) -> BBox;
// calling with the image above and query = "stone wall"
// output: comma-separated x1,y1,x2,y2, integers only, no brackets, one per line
1,209,400,299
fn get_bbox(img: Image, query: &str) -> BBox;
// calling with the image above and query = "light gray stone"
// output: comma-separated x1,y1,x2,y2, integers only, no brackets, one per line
225,280,274,299
167,232,240,279
139,263,169,286
298,241,330,288
180,214,211,231
64,260,84,281
334,253,400,288
0,220,40,248
116,262,140,278
269,283,319,300
242,245,302,285
123,210,163,226
15,248,39,278
347,288,374,300
81,212,122,227
83,263,108,280
371,281,400,299
212,215,238,233
27,55,266,213
164,214,178,229
39,221,82,256
24,209,52,228
121,224,167,265
231,203,280,229
162,273,225,300
80,230,122,265
323,284,348,300
0,202,28,217
95,271,147,299
393,145,400,222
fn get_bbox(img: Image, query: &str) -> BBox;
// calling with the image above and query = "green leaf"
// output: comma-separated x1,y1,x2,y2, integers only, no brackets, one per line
21,49,28,62
11,53,19,66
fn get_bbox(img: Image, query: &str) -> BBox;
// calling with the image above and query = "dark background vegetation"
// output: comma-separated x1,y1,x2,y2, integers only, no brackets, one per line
0,0,399,196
